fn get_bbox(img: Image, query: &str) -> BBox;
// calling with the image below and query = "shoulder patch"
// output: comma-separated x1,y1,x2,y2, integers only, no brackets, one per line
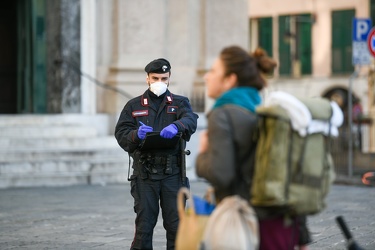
166,95,173,103
167,106,178,114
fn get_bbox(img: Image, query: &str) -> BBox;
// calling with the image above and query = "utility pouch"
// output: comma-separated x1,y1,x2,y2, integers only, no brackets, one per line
164,155,173,174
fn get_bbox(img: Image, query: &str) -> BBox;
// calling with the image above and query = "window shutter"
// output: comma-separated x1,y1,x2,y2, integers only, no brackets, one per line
258,17,273,57
331,9,355,74
297,14,312,75
278,15,291,76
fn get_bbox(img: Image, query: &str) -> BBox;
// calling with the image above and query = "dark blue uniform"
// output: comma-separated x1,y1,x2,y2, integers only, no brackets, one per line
115,89,198,250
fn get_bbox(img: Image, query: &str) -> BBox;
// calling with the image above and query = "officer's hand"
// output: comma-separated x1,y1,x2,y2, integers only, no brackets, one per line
137,121,153,140
160,124,178,139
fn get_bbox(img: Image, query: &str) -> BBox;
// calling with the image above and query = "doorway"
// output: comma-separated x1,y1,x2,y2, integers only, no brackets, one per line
0,0,47,114
0,2,17,113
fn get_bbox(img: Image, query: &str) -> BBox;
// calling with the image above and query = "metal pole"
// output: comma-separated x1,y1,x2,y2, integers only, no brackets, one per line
348,70,359,177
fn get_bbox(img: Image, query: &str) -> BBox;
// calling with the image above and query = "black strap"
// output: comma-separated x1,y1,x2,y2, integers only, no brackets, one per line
294,129,308,183
285,122,294,202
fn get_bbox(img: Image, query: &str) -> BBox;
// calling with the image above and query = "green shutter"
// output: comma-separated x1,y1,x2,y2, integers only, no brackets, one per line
297,14,312,75
278,15,291,76
31,0,47,113
258,17,273,57
17,0,47,113
371,0,375,27
331,9,355,74
17,0,29,113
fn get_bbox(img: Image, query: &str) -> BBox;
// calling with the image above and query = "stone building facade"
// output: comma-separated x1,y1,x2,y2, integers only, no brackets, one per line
0,0,249,188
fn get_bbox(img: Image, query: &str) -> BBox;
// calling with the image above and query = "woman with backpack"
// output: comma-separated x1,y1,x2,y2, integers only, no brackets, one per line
195,45,311,250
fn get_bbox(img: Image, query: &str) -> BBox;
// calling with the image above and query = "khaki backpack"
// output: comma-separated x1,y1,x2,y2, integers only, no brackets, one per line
251,97,336,215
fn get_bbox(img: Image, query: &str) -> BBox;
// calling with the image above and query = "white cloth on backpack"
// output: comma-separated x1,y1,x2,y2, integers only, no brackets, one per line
266,91,311,137
265,91,344,137
307,101,343,137
200,195,259,250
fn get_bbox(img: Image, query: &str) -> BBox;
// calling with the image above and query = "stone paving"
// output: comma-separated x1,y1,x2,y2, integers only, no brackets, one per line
0,181,374,250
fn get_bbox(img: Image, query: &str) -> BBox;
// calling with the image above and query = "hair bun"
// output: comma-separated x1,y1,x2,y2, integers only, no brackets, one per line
252,47,277,74
252,47,268,58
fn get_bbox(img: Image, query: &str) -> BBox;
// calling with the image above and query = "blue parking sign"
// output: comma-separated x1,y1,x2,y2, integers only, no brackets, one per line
353,18,372,42
353,18,372,65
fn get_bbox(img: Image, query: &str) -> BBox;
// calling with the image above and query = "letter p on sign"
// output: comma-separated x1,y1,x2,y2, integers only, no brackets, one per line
353,18,372,42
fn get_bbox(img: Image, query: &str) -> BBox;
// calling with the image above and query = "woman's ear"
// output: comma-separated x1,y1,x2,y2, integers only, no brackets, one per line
224,73,238,90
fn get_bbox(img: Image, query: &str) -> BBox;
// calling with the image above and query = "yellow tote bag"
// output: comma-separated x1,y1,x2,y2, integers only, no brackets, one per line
175,187,210,250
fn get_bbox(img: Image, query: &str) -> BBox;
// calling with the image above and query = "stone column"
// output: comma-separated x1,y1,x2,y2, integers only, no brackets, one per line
164,0,201,95
81,0,96,114
95,0,115,113
201,0,249,112
46,0,81,113
46,0,63,113
203,0,249,68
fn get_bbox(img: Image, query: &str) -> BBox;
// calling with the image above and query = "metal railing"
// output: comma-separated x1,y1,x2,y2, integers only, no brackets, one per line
331,124,375,177
57,59,134,100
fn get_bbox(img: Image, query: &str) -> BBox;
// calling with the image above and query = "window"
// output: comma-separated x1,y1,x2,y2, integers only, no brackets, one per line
278,14,312,76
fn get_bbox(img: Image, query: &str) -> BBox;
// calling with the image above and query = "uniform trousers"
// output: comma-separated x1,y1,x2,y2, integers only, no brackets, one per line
130,173,188,250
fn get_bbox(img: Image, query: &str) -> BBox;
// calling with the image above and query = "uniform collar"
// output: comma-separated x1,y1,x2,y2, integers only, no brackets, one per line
141,89,173,106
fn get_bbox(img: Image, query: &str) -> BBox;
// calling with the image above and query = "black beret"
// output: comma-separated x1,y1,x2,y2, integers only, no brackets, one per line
144,58,171,74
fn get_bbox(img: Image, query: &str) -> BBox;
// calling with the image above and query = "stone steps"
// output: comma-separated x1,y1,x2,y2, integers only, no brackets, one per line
0,125,98,138
0,114,130,189
0,114,113,136
0,136,118,151
0,148,125,162
0,160,129,188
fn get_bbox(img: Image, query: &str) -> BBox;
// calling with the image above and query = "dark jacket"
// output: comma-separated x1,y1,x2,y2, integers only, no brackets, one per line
196,104,257,202
115,89,198,177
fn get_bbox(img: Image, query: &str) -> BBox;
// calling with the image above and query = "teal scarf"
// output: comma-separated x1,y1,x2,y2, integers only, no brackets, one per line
213,87,261,113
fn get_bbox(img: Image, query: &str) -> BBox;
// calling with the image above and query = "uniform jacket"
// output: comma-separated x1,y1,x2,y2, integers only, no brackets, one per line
115,89,198,174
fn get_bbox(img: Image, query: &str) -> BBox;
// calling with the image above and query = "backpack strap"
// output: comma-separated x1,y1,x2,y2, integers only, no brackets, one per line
326,107,333,153
294,129,308,184
285,120,294,203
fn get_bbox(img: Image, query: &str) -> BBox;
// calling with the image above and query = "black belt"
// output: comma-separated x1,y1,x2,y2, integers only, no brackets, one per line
153,155,179,165
138,154,180,176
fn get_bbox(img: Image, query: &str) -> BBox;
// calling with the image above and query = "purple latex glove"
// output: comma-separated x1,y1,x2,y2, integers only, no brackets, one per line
160,124,178,139
137,121,153,140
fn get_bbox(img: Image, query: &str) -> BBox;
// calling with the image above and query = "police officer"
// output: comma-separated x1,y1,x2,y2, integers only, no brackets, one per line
115,58,198,250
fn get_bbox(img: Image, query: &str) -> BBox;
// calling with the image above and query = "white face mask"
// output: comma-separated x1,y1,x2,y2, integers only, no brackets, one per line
149,81,168,97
